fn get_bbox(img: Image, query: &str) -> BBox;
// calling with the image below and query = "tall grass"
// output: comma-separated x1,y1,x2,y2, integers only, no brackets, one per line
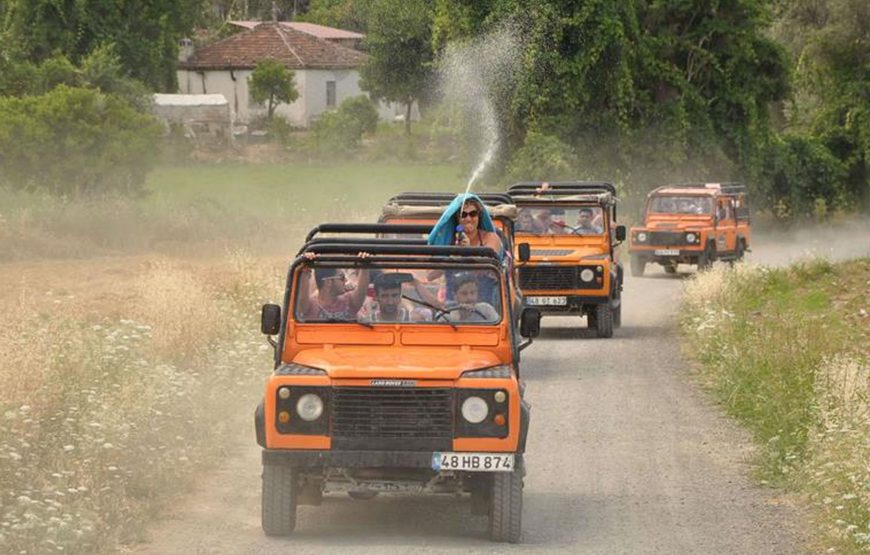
0,254,278,553
0,162,461,261
681,259,870,552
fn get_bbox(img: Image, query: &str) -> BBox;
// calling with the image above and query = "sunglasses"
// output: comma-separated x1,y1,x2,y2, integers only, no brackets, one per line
460,209,479,219
323,274,347,282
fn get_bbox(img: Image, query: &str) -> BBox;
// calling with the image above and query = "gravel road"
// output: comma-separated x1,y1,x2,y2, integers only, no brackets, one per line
128,258,813,555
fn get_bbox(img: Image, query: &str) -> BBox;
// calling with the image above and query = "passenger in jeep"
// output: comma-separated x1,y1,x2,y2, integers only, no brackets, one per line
574,208,603,234
299,265,370,321
364,273,436,322
446,274,499,322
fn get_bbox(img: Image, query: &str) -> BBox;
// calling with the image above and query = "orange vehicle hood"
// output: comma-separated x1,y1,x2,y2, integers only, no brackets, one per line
643,214,711,229
293,345,503,380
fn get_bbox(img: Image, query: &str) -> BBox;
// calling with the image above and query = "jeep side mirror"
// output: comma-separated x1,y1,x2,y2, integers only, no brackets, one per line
615,225,626,242
518,242,531,263
519,308,541,338
261,304,281,335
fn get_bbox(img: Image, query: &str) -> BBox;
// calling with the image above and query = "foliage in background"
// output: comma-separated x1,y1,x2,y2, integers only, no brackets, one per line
0,86,162,197
772,0,870,212
248,59,299,121
302,0,372,32
359,0,434,135
0,0,202,91
681,259,870,552
308,95,380,155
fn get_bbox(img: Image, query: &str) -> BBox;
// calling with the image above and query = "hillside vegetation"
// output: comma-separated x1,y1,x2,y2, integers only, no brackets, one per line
681,259,870,552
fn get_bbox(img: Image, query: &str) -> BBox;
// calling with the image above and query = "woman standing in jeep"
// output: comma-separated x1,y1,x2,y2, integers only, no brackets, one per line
427,194,503,256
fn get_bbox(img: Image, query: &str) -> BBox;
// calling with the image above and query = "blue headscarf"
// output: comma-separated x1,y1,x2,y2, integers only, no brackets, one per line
427,193,497,247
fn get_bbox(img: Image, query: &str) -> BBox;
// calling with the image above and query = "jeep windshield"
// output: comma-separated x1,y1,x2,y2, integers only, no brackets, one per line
515,206,605,236
649,196,713,215
295,264,503,325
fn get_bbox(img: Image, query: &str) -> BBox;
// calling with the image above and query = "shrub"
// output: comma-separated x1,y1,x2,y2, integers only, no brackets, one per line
309,96,380,156
756,134,848,219
503,131,577,183
0,85,162,197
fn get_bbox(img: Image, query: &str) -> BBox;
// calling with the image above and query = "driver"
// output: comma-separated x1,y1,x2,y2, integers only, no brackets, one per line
446,274,498,322
574,208,603,234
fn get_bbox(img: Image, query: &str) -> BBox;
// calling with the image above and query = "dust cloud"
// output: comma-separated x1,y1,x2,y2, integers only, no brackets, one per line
749,216,870,266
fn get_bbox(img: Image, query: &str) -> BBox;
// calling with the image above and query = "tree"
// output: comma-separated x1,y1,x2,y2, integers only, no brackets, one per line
248,59,299,121
1,0,203,91
359,0,434,135
301,0,373,32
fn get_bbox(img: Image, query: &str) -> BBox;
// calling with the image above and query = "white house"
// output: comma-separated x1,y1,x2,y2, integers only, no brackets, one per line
176,22,405,127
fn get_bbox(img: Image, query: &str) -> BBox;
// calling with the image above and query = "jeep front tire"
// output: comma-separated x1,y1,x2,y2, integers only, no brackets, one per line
489,467,523,543
262,464,298,536
595,303,614,338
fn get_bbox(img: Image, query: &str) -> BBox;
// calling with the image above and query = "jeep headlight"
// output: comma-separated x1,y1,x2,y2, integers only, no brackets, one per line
637,232,648,243
461,396,489,424
580,268,595,282
296,394,324,421
685,232,697,244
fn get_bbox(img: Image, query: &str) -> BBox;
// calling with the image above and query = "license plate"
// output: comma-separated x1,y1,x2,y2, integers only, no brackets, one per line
432,452,514,472
654,249,680,256
525,296,567,306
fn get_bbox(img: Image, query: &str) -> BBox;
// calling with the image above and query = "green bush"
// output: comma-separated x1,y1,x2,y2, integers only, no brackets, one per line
503,131,577,183
0,85,162,197
309,96,380,156
756,134,848,219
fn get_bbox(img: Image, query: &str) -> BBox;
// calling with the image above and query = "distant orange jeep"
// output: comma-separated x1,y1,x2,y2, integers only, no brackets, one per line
507,182,626,338
255,225,540,543
628,182,751,276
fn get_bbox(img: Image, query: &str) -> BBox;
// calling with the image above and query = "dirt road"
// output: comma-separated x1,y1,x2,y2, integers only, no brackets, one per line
128,261,811,555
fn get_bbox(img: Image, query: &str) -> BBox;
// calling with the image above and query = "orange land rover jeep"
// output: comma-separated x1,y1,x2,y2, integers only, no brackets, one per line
628,182,751,276
255,226,540,543
507,182,626,338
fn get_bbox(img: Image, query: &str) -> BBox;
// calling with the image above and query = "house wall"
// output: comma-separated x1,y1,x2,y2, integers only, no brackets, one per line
177,68,416,127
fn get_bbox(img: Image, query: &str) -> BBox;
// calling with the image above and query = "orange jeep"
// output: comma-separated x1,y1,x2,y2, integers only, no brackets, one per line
507,182,626,338
255,225,540,543
628,182,751,276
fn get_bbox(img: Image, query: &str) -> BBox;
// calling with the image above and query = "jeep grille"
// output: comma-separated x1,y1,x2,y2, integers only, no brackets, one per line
331,387,454,450
518,267,604,290
648,231,689,246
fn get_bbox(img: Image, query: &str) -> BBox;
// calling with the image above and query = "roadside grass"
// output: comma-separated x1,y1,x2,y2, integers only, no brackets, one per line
681,258,870,552
0,162,462,261
0,253,280,554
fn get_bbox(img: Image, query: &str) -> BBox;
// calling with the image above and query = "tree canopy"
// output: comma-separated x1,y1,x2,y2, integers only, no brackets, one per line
249,59,300,121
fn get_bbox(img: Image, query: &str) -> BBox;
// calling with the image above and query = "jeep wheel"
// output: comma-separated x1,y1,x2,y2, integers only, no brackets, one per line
595,304,614,338
630,256,646,277
348,490,379,500
262,464,298,536
698,243,716,271
664,262,678,274
489,468,523,543
613,298,622,328
735,239,745,262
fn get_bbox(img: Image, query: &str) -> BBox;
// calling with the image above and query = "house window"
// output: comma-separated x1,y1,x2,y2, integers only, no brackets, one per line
326,81,336,108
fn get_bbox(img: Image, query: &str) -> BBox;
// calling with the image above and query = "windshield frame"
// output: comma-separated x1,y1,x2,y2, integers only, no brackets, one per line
513,202,610,237
647,194,714,216
289,259,507,328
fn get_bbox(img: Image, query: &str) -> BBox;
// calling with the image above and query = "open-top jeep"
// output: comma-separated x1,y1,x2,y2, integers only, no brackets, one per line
628,182,750,276
507,182,626,338
256,225,540,543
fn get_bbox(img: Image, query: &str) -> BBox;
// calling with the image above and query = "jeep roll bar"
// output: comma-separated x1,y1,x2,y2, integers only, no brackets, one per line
508,181,617,197
304,223,432,243
388,192,514,206
298,237,428,255
301,243,500,259
649,182,748,196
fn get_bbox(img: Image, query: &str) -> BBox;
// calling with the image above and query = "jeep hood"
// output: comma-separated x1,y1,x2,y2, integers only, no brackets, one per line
293,346,503,379
644,215,711,228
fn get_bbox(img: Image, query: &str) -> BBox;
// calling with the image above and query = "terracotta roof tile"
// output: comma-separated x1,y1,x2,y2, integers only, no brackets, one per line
180,23,367,70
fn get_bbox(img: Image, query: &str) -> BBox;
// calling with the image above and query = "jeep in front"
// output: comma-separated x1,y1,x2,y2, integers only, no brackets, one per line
255,236,538,543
